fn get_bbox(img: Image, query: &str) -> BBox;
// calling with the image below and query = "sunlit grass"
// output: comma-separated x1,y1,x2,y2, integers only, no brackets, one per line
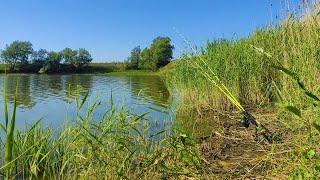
165,2,320,178
0,85,203,179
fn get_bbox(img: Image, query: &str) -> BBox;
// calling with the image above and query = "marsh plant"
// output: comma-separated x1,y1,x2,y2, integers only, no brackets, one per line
0,85,203,179
164,1,320,178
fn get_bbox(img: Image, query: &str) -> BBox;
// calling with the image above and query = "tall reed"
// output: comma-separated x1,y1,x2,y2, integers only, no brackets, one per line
1,82,18,179
169,6,320,112
0,85,203,179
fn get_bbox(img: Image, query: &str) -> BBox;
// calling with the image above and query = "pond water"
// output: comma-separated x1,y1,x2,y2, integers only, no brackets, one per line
0,74,174,130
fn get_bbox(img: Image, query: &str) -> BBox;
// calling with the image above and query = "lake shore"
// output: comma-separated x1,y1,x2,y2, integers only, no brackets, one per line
0,62,126,74
1,6,320,179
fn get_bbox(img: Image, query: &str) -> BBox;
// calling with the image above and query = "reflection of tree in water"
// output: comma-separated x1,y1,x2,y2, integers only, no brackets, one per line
63,75,93,99
1,75,93,108
4,75,36,109
1,74,168,112
47,75,64,96
128,75,171,107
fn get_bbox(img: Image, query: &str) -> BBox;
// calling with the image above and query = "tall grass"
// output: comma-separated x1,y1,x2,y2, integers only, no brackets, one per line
0,86,203,179
0,82,18,179
163,1,320,178
169,7,320,112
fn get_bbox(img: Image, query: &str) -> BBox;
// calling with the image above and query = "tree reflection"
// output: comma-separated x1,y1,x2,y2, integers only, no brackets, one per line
0,74,169,112
4,75,36,109
127,75,171,108
1,74,94,108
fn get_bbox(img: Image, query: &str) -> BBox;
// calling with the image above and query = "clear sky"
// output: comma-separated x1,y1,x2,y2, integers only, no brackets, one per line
0,0,300,62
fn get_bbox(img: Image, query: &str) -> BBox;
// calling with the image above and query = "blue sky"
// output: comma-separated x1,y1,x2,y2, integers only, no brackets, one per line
0,0,300,62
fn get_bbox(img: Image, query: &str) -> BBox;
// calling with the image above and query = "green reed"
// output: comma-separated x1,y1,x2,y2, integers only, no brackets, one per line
0,82,18,179
0,85,203,179
169,14,320,111
163,2,320,178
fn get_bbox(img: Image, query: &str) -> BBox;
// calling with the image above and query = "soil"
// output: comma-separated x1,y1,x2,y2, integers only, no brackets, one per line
195,109,289,179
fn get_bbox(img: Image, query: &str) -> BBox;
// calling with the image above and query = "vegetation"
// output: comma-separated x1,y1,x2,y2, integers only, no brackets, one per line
0,41,93,74
0,41,33,71
126,46,141,70
0,37,174,74
1,1,320,179
0,85,203,179
126,37,174,70
164,2,320,178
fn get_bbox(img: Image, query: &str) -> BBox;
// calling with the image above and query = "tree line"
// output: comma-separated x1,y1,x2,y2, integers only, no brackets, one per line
0,41,93,73
126,36,174,70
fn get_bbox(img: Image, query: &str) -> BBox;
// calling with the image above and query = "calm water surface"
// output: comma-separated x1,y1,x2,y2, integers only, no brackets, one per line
0,74,173,130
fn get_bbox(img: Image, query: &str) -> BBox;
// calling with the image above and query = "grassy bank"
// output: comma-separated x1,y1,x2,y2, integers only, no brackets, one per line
106,70,157,76
0,62,125,74
0,87,204,179
1,2,320,179
163,3,320,179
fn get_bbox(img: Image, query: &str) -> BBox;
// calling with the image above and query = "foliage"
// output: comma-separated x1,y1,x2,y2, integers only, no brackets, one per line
163,3,320,178
31,49,48,65
0,86,203,179
39,51,63,73
149,37,174,69
75,48,93,68
1,81,18,178
126,46,141,69
0,41,33,71
61,48,77,65
127,37,174,71
0,40,95,74
139,48,154,70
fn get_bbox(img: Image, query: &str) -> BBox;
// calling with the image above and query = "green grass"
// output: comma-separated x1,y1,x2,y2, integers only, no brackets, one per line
106,70,157,76
1,2,320,179
164,3,320,178
0,62,126,74
0,86,204,179
0,64,8,74
84,62,126,73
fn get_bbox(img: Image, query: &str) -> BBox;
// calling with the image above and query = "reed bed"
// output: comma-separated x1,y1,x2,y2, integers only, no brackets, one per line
169,6,320,111
0,87,204,179
163,1,320,178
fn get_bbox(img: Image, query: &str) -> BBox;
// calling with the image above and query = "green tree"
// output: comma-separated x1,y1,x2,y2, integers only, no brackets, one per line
150,37,174,69
39,51,62,73
74,48,93,68
61,48,77,65
127,46,141,69
31,49,48,64
0,41,33,71
139,48,154,70
47,51,62,64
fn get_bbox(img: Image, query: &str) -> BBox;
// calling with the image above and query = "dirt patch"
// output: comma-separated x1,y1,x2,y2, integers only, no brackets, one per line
195,110,291,179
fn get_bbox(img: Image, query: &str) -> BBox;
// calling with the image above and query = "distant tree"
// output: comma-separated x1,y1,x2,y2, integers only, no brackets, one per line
61,48,77,64
31,49,48,64
0,41,33,71
139,48,154,70
47,51,62,63
127,46,141,69
39,51,63,73
74,48,93,68
150,37,174,69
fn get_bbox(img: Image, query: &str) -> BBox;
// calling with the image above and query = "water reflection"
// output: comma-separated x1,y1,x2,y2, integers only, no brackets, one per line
0,74,172,129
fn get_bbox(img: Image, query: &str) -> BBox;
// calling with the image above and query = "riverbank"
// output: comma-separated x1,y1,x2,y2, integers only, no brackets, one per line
0,62,125,74
1,4,320,179
105,70,157,76
163,7,320,179
0,90,202,179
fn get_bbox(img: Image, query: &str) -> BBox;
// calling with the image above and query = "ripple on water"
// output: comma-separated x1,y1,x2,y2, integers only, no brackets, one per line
0,74,173,130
